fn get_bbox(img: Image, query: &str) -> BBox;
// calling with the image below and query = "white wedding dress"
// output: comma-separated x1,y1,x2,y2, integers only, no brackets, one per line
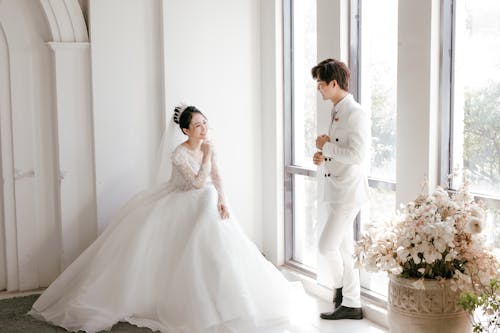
29,145,300,333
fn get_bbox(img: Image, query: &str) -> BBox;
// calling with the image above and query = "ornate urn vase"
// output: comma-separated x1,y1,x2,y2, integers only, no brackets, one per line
388,275,472,333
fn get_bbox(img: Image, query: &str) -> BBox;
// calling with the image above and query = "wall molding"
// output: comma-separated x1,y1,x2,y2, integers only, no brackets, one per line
0,22,19,292
0,0,92,291
40,0,88,42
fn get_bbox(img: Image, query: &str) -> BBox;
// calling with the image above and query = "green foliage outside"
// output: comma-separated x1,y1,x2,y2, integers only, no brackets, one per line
463,81,500,247
370,65,396,171
458,279,500,333
464,81,500,192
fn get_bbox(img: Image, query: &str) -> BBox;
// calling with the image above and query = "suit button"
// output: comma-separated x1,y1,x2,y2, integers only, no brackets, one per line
335,138,339,142
328,173,331,177
324,157,327,161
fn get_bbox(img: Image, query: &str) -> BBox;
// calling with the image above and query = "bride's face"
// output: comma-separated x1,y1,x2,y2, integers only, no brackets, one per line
185,113,208,140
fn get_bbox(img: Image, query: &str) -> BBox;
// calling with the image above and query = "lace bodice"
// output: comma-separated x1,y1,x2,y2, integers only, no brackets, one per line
168,145,225,198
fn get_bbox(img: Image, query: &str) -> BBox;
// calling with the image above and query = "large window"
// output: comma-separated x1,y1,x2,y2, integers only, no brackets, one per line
445,0,500,249
284,0,399,295
284,0,318,271
284,1,399,299
356,0,398,298
284,0,499,305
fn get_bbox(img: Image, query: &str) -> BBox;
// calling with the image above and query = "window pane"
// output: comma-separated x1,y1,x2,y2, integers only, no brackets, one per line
360,0,398,182
292,1,317,169
359,186,395,297
292,174,319,269
359,0,398,297
484,207,500,249
452,0,500,198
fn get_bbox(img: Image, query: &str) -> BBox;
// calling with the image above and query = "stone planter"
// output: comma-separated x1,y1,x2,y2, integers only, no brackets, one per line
388,275,471,333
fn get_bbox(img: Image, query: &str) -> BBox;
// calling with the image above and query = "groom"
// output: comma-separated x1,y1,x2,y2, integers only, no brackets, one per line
311,58,370,320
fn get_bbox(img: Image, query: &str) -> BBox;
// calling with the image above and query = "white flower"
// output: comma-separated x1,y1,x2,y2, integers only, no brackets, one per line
396,247,410,262
423,248,442,264
466,216,483,234
432,188,450,207
411,252,421,264
354,176,500,296
412,279,426,290
470,205,484,219
444,249,457,262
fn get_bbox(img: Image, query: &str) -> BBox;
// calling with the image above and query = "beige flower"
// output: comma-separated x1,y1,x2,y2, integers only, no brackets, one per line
470,205,484,219
466,216,483,234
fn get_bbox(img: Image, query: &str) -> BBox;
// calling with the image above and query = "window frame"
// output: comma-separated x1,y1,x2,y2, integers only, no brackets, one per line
283,0,318,277
440,0,500,210
283,0,398,285
351,0,397,305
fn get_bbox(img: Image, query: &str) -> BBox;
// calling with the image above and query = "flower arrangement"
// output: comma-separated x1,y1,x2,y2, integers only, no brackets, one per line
355,178,500,295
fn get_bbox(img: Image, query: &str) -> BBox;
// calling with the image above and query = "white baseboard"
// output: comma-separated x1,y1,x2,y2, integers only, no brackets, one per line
0,288,44,300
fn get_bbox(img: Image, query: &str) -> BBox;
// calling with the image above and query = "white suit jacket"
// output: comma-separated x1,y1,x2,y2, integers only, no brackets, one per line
320,94,370,206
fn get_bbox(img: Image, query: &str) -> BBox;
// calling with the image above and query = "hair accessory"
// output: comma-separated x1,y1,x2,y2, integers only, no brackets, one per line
173,104,189,124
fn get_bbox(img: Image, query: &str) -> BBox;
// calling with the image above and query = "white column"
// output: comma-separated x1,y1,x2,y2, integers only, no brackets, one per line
396,0,441,205
261,0,284,265
48,42,97,270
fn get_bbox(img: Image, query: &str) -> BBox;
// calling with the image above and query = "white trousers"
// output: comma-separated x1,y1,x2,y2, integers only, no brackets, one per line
318,203,361,308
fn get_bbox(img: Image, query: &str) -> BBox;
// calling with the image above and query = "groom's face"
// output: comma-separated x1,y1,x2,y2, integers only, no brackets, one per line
316,80,335,100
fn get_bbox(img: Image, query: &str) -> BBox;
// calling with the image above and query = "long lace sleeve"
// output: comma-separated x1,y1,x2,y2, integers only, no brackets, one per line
172,149,211,189
210,151,226,202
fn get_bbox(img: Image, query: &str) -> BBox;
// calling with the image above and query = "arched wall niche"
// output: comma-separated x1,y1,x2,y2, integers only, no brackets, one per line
40,0,89,42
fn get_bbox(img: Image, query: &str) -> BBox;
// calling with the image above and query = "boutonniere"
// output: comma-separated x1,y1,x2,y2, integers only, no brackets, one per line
334,117,339,122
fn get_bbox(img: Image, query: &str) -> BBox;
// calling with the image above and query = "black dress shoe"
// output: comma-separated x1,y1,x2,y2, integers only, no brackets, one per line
333,287,343,309
320,306,363,320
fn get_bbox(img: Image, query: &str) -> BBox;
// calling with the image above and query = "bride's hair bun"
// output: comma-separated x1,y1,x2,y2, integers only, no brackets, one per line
173,104,206,135
173,104,189,124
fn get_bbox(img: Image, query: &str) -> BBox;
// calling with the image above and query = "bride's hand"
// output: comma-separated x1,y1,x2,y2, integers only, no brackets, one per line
201,141,212,161
218,201,230,220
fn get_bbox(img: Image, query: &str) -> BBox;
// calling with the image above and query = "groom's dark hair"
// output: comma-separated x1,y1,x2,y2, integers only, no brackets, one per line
311,58,350,91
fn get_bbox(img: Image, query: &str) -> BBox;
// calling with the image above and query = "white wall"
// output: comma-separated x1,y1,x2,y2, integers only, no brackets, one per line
163,0,263,246
89,0,164,232
90,0,265,247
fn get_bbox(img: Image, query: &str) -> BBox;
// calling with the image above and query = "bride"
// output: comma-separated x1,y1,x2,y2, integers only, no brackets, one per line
29,105,301,333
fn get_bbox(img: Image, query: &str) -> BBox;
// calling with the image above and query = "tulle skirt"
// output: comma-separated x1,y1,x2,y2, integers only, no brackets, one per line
29,184,299,333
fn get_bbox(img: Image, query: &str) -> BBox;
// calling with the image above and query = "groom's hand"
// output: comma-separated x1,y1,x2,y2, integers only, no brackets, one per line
316,134,330,149
313,151,324,166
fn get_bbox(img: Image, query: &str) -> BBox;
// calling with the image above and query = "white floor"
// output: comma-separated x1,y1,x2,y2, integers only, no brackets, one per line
255,291,388,333
0,289,388,333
